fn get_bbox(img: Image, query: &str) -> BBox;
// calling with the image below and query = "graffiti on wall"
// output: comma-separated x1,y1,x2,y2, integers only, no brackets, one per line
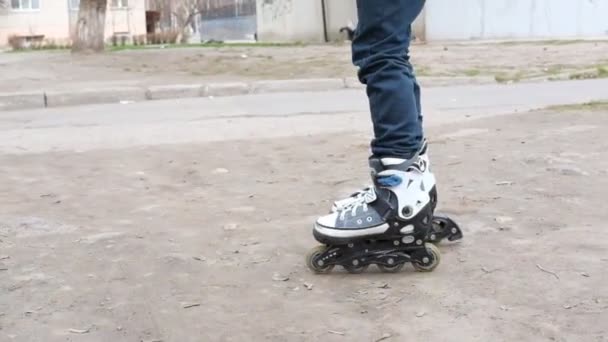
261,0,293,21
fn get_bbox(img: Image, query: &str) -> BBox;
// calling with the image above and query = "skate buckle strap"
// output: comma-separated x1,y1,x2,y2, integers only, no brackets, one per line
369,152,420,173
376,175,402,187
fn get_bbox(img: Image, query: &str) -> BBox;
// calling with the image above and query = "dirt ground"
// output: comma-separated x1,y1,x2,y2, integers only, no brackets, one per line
1,104,607,341
1,40,608,92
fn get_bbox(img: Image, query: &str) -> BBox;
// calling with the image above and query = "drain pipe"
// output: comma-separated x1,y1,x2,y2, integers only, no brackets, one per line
321,0,329,42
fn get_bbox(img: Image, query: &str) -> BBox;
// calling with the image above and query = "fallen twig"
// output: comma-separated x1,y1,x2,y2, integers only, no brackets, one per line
536,264,559,280
68,328,90,334
328,330,345,336
251,258,271,264
481,266,501,274
375,333,392,342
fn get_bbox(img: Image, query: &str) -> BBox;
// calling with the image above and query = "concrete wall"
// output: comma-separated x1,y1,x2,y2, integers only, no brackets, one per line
324,0,357,41
425,0,608,41
0,0,146,47
256,0,325,42
319,0,426,42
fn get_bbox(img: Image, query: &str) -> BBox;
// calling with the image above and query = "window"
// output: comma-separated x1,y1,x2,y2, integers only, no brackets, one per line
11,0,40,10
111,0,128,8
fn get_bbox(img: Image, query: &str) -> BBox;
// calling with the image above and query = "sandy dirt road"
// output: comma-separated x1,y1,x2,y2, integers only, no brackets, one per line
1,95,607,341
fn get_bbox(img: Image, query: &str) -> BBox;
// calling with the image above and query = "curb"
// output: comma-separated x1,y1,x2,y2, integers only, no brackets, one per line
46,87,147,107
0,92,45,111
0,76,491,111
1,78,351,111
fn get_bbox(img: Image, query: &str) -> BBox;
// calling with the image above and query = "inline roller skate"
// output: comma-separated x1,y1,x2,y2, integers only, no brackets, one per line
307,148,444,274
327,140,462,248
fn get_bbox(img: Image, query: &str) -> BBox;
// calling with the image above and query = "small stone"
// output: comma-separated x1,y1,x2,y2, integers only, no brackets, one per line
193,256,206,261
68,328,90,334
580,272,590,277
547,166,588,176
495,181,514,186
223,223,238,231
116,326,123,331
378,283,390,289
304,283,313,290
499,305,509,311
272,273,289,282
495,216,513,224
415,311,426,318
212,168,229,174
375,333,392,341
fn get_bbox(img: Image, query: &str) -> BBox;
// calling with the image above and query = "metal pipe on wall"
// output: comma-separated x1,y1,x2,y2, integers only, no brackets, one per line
320,0,329,42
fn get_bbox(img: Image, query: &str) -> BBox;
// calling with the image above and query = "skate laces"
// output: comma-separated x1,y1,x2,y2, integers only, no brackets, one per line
338,189,375,220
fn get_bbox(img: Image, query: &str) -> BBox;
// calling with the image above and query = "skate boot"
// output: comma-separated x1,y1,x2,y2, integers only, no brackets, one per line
306,153,441,274
327,141,461,246
331,140,438,213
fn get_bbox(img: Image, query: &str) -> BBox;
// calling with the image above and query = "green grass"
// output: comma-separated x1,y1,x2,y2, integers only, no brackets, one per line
7,46,70,53
9,41,305,53
568,65,608,80
495,39,607,46
415,65,432,77
544,64,567,75
463,68,481,77
546,101,608,111
108,41,304,52
494,71,527,83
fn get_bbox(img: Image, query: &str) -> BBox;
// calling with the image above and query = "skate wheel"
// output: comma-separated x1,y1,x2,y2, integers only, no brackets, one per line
344,264,369,274
378,263,405,273
412,243,441,272
306,245,335,274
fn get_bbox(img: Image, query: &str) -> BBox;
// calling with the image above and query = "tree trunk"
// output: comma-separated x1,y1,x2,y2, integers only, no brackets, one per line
72,0,108,53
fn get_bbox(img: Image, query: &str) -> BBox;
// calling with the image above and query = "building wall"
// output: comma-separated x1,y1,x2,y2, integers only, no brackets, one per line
322,0,425,42
324,0,356,41
256,0,608,43
0,0,146,47
425,0,608,41
256,0,325,42
0,0,70,46
104,1,146,38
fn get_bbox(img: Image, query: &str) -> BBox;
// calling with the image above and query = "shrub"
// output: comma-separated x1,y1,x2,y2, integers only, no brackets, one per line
7,34,24,50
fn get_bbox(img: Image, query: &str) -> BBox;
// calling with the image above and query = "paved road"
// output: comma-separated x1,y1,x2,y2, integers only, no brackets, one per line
1,79,607,154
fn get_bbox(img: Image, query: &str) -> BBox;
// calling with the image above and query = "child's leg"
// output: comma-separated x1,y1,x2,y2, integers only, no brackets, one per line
352,0,426,159
330,0,428,213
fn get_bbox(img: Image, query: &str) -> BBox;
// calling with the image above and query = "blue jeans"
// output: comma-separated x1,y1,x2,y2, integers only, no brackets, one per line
352,0,426,159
